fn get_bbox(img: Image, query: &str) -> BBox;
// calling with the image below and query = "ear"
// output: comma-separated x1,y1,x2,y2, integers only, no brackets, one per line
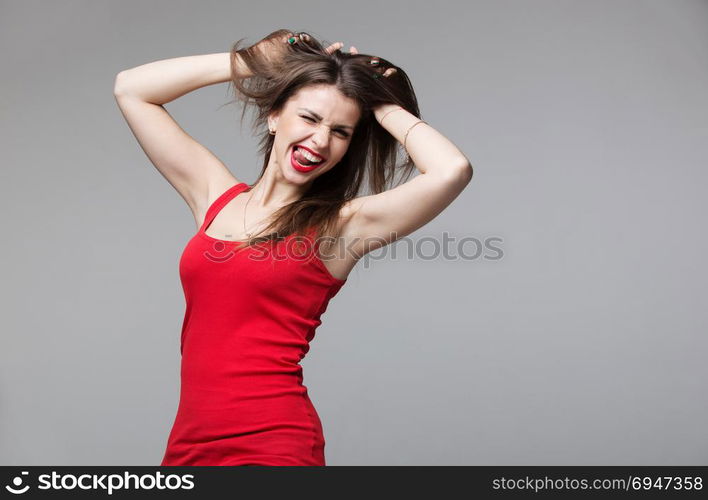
268,111,280,130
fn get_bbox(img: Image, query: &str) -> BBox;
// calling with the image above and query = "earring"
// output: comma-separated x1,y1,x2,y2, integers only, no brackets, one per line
269,128,276,135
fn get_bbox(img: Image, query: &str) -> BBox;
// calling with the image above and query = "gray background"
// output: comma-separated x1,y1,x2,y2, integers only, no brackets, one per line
1,0,706,465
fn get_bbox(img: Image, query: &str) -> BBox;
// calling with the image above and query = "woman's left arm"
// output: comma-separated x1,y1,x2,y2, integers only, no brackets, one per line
376,103,473,178
343,103,473,256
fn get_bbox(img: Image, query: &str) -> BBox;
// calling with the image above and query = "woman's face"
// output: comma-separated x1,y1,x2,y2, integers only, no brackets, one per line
269,84,361,184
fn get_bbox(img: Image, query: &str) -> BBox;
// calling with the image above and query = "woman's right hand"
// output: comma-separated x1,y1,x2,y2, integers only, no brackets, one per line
281,32,355,55
261,30,356,60
249,30,357,74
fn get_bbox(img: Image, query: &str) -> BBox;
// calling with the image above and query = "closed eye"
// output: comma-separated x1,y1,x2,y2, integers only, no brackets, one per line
301,115,350,138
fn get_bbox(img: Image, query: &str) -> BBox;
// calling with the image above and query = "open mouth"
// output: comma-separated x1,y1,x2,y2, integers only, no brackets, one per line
290,146,326,172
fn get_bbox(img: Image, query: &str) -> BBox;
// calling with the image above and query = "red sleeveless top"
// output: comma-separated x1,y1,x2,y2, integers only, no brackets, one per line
160,182,347,466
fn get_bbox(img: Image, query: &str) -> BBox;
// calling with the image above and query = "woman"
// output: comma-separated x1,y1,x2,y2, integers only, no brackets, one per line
114,29,473,466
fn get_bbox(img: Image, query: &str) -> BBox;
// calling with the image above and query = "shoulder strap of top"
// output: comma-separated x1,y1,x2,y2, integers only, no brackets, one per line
199,182,250,232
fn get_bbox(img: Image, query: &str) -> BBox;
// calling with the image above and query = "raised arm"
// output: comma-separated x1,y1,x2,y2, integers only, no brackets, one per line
113,52,244,228
342,103,474,257
113,32,344,229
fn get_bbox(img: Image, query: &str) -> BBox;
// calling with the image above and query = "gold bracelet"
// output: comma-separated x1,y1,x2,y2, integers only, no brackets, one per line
379,106,404,125
403,120,426,150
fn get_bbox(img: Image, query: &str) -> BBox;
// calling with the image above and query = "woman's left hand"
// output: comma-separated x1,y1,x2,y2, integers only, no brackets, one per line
340,44,399,121
348,45,398,77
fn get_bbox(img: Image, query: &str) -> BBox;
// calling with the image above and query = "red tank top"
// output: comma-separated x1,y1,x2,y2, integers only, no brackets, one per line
160,182,347,466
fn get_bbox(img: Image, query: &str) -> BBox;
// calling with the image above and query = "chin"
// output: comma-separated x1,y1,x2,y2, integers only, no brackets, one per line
281,163,316,185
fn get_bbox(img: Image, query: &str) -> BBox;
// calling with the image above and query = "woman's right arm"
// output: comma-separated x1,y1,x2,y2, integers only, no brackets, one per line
113,52,251,229
114,52,251,104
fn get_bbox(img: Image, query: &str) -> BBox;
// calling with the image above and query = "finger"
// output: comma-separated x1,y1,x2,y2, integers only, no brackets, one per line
350,46,358,54
325,41,343,54
383,68,398,77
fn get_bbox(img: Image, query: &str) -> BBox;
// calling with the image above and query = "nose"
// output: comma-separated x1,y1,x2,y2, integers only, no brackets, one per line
310,123,331,149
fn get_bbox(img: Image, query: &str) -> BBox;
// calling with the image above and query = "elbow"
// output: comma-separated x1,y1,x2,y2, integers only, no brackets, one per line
113,70,131,96
446,160,474,187
431,161,473,192
460,162,474,184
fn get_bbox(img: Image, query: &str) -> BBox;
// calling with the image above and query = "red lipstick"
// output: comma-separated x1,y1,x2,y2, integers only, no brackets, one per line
290,146,326,173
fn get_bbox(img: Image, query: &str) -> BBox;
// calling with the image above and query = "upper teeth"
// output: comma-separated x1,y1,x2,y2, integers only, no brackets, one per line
298,147,322,163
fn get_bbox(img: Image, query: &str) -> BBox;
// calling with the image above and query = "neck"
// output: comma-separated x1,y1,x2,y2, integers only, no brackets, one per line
249,157,309,209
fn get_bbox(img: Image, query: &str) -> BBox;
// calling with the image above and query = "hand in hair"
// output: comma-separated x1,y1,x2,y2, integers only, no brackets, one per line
348,45,398,77
251,30,351,70
331,42,397,77
251,29,297,67
284,33,360,56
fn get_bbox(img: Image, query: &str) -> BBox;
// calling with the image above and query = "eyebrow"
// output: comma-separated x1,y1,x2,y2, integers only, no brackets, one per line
297,108,355,130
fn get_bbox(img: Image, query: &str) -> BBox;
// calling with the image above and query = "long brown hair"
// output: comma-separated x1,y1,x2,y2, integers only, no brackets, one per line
224,29,421,250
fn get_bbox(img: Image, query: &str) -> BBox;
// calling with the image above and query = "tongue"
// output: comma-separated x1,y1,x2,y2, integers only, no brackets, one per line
294,148,317,166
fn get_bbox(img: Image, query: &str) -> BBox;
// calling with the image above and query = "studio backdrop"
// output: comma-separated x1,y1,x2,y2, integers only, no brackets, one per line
1,0,706,465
